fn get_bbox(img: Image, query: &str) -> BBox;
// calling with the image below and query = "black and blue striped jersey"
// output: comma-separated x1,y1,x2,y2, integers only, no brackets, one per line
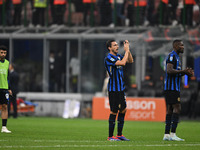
104,53,125,92
164,50,182,92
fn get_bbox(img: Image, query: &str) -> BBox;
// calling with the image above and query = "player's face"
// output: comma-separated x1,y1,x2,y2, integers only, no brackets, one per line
176,41,184,54
0,50,7,60
109,41,119,55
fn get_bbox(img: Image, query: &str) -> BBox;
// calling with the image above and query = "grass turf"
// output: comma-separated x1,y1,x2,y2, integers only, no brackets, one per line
0,117,200,150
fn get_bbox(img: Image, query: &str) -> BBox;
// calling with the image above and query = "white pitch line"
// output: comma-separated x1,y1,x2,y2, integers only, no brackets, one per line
0,143,200,148
2,139,200,143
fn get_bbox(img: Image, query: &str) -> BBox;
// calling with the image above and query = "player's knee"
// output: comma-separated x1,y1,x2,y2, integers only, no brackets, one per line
111,109,118,114
1,104,7,111
119,108,126,114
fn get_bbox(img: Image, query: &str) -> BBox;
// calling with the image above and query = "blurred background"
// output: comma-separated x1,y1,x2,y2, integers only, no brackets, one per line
0,0,200,120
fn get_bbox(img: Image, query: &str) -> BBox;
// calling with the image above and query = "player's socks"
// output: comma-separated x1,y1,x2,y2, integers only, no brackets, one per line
171,113,179,133
165,114,172,134
117,113,125,136
109,114,116,137
2,119,7,126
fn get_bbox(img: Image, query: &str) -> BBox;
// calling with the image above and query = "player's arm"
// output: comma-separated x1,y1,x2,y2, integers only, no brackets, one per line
115,40,131,66
125,40,133,63
127,51,134,63
167,63,194,76
115,51,129,66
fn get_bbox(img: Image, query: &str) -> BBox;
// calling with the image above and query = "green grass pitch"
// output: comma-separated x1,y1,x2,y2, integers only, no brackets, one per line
0,117,200,150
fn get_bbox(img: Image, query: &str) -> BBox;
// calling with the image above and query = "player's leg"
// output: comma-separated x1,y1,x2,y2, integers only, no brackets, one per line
107,92,120,141
116,92,130,141
1,91,11,133
171,103,181,133
1,104,11,133
117,108,126,136
166,104,173,133
163,91,173,141
170,103,184,141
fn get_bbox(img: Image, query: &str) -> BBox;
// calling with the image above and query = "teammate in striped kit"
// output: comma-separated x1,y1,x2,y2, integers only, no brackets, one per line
163,40,194,141
104,40,133,141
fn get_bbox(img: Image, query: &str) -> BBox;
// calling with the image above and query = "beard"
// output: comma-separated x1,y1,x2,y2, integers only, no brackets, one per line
111,49,118,55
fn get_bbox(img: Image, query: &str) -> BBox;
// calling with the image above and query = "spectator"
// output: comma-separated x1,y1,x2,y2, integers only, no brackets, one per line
180,0,196,27
8,64,19,118
159,0,169,25
110,0,126,26
98,0,112,26
21,0,33,26
53,0,66,25
33,0,47,26
6,0,13,26
69,52,80,92
126,0,135,26
145,0,160,26
12,0,22,26
83,0,96,26
49,51,56,92
72,0,84,26
168,0,178,26
0,0,4,25
134,0,147,26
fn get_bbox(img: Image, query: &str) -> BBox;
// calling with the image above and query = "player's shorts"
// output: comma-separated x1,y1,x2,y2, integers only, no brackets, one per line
164,90,180,105
108,91,127,113
0,90,9,105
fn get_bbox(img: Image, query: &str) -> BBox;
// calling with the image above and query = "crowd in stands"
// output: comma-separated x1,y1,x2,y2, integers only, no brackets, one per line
0,0,199,27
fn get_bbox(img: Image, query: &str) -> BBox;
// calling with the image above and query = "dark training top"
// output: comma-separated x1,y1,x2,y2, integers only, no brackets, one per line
104,53,125,92
164,50,182,92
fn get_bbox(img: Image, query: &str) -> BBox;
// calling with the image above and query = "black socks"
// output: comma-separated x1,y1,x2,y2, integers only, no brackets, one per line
171,113,179,133
165,113,179,134
117,113,125,136
109,114,116,137
2,119,7,126
165,114,172,134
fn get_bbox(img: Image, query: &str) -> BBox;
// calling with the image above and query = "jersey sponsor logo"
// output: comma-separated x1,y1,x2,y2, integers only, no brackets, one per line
110,58,115,62
170,56,173,61
0,69,7,74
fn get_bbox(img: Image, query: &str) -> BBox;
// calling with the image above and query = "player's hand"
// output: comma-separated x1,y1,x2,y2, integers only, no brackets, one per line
8,90,12,96
184,68,194,76
124,40,130,52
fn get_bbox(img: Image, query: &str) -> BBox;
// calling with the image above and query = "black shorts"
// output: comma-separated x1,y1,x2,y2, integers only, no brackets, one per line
108,91,127,113
164,90,180,105
0,90,9,105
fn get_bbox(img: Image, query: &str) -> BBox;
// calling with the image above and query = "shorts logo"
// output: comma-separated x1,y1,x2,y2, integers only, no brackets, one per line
5,93,9,100
118,104,121,109
177,97,180,102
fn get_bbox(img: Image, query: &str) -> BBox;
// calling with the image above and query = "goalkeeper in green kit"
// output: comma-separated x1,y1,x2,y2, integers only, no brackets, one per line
0,45,12,133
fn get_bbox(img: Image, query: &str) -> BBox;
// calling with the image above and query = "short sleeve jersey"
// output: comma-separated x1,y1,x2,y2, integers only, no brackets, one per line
104,53,125,92
164,50,182,92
